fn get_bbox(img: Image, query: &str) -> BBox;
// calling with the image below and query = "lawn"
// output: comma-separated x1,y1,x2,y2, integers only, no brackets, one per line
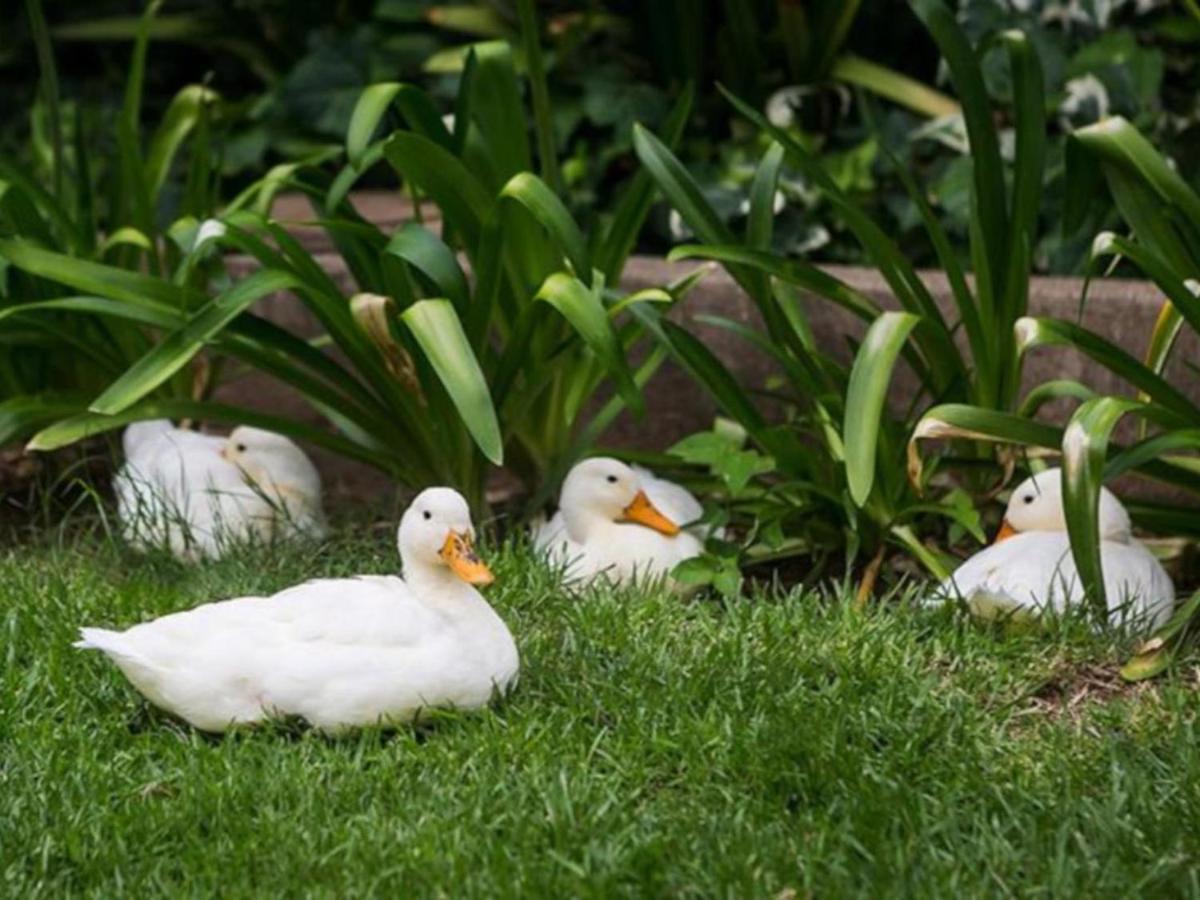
3,524,1199,897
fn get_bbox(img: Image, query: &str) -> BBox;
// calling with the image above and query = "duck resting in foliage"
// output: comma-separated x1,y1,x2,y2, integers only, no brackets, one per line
115,419,326,561
534,457,710,589
76,488,518,733
930,468,1173,629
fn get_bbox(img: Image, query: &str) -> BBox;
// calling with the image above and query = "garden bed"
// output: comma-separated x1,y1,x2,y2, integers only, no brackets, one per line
224,193,1193,505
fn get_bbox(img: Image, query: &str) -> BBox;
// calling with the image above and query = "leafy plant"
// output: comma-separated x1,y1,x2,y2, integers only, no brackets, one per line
632,0,1046,591
907,115,1200,646
1,0,225,448
3,9,691,516
1039,115,1200,668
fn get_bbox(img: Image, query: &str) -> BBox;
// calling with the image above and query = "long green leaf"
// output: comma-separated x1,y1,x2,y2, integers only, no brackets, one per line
1061,397,1145,618
996,30,1045,406
515,0,560,195
383,132,494,247
466,41,531,184
534,273,642,415
907,403,1063,488
667,244,880,321
632,123,735,249
145,84,217,202
909,0,1008,297
0,295,179,329
844,312,920,505
717,85,961,388
596,83,693,281
90,269,300,414
497,173,591,282
347,83,403,168
384,224,470,313
1015,316,1200,424
1085,232,1200,339
0,239,202,309
0,393,87,447
400,299,503,465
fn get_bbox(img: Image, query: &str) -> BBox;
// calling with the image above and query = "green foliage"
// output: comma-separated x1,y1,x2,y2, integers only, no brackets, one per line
635,1,1050,585
3,17,694,515
1015,115,1200,654
0,0,226,448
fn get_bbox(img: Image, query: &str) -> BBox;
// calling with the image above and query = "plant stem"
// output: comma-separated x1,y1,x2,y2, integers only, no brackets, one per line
515,0,562,196
854,543,887,609
891,524,951,581
24,0,64,200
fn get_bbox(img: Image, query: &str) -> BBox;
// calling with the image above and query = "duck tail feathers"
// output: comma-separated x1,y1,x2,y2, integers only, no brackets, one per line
74,627,128,653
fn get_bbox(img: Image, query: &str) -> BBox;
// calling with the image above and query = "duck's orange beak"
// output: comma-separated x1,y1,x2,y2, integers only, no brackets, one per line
619,490,680,536
440,531,494,585
993,519,1018,544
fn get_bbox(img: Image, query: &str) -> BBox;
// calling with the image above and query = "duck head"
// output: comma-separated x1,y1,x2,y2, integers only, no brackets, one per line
995,467,1131,544
399,487,493,586
559,458,680,540
221,427,322,502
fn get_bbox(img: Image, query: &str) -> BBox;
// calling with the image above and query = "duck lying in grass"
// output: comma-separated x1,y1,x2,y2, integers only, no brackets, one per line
115,420,326,561
932,468,1174,629
534,458,708,589
76,488,517,733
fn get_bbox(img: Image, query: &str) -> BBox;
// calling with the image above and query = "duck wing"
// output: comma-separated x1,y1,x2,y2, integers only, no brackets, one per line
1099,540,1175,629
76,576,447,731
935,533,1083,617
936,533,1174,628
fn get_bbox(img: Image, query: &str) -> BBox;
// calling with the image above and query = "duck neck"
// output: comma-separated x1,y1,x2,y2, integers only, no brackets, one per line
403,562,485,614
562,507,613,542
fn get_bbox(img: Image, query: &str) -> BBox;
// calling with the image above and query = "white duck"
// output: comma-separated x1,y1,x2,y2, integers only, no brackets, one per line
933,468,1173,629
533,458,707,588
115,420,326,561
76,488,517,733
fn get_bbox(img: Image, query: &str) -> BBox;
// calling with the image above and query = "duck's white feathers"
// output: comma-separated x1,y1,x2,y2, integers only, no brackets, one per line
76,575,518,732
114,420,323,560
936,532,1173,629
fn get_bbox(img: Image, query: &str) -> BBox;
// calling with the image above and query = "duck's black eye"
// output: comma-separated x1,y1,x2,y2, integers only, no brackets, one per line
1023,495,1034,504
422,510,432,521
606,474,618,484
236,443,247,453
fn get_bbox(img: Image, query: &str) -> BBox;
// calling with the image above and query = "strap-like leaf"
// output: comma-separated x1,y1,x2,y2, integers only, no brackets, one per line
534,273,642,415
383,132,494,247
400,299,503,465
0,239,202,309
907,403,1063,488
1016,316,1199,424
145,84,218,201
384,224,471,313
844,312,920,505
1061,397,1145,618
90,269,300,415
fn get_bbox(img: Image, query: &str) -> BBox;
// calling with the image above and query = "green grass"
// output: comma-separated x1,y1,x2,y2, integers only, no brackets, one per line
3,523,1200,897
